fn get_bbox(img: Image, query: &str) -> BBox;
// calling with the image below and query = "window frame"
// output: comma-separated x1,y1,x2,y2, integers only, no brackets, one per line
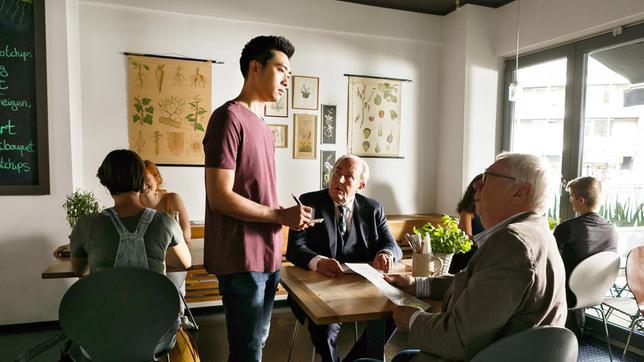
503,22,644,221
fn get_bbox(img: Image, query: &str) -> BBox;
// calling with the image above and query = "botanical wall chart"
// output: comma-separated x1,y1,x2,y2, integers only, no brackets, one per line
347,76,402,158
127,55,211,165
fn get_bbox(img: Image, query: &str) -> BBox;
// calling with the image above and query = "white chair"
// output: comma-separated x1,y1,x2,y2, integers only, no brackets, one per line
604,245,644,361
568,251,620,362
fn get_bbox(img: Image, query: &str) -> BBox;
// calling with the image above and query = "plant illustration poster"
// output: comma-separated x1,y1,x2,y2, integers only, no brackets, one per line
347,76,402,158
293,113,317,159
320,150,336,188
292,75,319,110
321,104,336,144
127,55,211,165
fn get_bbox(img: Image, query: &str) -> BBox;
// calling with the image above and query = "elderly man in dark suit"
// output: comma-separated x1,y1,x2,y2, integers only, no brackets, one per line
287,154,402,362
386,153,567,362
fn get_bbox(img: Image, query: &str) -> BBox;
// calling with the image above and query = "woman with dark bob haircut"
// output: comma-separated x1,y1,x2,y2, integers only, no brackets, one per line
68,149,191,276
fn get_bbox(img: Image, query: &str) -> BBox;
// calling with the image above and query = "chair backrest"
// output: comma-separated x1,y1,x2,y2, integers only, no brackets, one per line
626,245,644,313
568,251,620,309
59,267,180,361
471,326,578,362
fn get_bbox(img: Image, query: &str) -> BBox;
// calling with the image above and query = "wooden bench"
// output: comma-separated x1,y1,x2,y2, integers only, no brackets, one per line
185,214,443,304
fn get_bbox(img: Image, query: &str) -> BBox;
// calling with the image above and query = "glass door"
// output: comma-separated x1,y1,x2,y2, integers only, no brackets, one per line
582,40,644,245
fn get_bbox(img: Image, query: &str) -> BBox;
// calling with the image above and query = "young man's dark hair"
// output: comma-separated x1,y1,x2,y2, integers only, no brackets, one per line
239,35,295,78
96,149,145,195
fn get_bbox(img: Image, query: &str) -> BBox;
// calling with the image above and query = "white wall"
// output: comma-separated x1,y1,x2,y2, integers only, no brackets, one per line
77,0,443,219
0,0,79,325
495,0,644,56
435,5,501,215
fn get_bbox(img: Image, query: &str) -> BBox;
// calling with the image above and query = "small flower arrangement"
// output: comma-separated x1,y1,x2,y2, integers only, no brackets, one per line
413,215,473,254
62,189,102,228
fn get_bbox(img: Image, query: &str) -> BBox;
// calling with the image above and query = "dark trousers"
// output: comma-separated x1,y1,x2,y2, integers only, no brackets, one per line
289,297,396,362
565,308,586,339
217,271,280,362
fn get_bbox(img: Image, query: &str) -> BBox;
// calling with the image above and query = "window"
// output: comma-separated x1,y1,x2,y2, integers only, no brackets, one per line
503,23,644,344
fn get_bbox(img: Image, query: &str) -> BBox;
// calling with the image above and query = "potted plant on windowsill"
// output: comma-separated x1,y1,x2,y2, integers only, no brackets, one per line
413,215,473,275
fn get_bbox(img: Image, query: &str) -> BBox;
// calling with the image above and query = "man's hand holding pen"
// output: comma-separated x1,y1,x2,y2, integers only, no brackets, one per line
277,193,313,231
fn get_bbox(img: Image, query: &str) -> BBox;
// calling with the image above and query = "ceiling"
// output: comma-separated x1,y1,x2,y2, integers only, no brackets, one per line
338,0,514,16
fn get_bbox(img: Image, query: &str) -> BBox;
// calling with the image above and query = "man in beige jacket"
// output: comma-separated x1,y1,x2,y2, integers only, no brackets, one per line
387,152,567,362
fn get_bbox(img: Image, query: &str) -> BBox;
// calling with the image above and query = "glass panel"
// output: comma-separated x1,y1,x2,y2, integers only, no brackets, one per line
582,45,644,232
510,58,567,222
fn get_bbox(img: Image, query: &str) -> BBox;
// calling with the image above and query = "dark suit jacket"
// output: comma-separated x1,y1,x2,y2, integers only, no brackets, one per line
409,213,567,362
286,189,402,267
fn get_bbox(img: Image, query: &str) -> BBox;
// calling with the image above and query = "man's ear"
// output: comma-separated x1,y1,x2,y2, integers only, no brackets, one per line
513,183,532,202
248,59,261,76
578,196,587,206
357,181,366,192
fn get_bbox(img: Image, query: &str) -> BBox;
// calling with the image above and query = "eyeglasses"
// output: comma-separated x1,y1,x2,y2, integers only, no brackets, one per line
481,170,517,185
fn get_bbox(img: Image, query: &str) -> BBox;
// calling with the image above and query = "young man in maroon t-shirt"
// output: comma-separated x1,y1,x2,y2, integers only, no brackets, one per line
203,36,312,361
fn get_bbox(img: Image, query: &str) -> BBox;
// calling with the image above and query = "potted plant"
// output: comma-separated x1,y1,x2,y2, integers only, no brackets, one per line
413,215,473,275
56,189,101,258
63,189,102,229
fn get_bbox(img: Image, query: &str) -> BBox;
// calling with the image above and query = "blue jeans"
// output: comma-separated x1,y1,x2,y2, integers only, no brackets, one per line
217,271,279,362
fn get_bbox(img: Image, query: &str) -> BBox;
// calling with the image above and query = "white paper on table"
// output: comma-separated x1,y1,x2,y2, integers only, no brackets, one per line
345,263,431,310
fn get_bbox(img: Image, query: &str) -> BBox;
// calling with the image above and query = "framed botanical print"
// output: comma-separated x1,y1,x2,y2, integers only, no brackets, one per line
321,104,336,144
268,124,288,148
292,75,319,110
293,114,317,159
265,93,288,117
320,150,336,188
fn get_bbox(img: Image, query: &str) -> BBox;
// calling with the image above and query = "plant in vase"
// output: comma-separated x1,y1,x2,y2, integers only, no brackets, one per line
413,214,472,275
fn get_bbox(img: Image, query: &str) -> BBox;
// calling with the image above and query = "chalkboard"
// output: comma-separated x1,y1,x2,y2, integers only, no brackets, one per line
0,0,49,195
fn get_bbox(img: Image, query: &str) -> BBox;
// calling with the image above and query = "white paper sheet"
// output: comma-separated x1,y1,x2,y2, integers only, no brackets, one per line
345,263,431,310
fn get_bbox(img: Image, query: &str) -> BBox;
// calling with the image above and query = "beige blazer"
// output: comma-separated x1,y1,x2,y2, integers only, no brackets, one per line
409,212,567,362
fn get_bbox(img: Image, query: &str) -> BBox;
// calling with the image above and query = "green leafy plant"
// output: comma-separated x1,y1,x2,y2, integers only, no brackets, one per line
548,217,559,230
413,215,472,254
62,189,101,228
599,198,644,227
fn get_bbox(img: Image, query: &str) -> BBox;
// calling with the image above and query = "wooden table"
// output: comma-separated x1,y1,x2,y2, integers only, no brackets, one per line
279,264,441,358
42,238,205,279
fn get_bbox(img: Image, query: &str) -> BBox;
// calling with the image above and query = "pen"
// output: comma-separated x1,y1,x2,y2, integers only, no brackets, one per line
291,193,302,206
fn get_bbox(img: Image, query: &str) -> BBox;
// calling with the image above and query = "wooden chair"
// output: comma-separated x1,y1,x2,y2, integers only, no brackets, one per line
471,326,578,362
568,251,620,361
59,267,181,361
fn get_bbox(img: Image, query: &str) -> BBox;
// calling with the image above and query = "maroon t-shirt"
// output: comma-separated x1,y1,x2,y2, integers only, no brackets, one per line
202,101,282,275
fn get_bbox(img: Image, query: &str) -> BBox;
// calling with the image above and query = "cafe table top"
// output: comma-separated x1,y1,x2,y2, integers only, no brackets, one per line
279,264,441,325
41,238,205,279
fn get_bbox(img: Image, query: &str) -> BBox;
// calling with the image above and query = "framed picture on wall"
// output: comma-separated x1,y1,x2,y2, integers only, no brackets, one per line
265,93,288,117
321,104,336,144
292,75,319,110
293,114,317,159
268,124,288,148
320,150,336,188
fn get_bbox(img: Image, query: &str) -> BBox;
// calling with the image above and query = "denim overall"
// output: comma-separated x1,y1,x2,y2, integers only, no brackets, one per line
102,207,156,270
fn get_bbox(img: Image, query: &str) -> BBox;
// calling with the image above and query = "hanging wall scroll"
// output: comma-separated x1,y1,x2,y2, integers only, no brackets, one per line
127,54,211,165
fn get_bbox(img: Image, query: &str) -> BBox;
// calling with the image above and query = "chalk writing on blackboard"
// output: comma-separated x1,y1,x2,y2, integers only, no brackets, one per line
0,0,49,195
